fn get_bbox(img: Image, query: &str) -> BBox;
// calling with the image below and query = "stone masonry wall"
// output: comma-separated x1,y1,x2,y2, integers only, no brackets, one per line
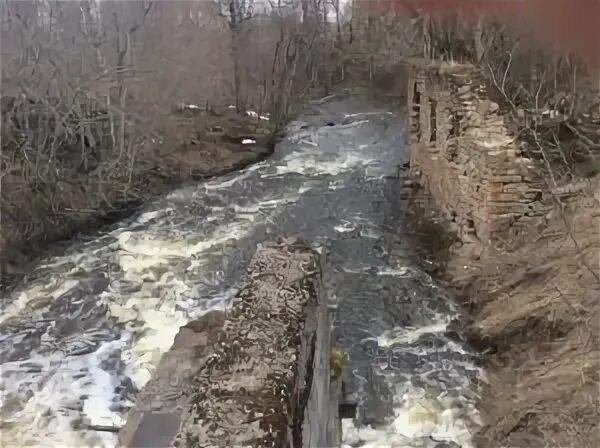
407,60,551,271
119,238,338,448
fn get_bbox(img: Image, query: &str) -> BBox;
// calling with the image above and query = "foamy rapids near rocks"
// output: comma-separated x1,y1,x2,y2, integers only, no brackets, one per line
0,97,484,447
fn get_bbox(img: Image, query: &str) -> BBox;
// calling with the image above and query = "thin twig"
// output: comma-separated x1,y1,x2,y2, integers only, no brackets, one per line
83,424,122,433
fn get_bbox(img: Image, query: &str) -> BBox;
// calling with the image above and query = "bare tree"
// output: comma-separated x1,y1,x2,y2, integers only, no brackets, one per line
1,0,340,272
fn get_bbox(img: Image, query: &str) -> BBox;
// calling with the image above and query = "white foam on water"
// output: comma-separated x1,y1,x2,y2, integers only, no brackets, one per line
232,203,262,214
328,179,346,190
136,208,174,224
298,183,316,194
276,151,374,177
195,163,265,190
376,266,412,277
390,390,476,446
1,339,127,448
334,221,357,233
340,265,373,275
0,279,79,325
116,220,253,260
377,322,451,347
0,218,261,446
125,307,189,390
1,171,313,446
342,378,481,448
343,281,482,448
202,174,249,190
343,111,395,118
358,228,383,240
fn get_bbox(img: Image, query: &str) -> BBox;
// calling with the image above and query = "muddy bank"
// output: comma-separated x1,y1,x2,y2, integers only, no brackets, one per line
0,107,274,286
406,60,600,447
119,238,339,448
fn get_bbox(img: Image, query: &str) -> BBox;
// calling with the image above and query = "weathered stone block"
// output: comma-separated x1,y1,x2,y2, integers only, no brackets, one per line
489,175,523,183
491,168,522,176
487,202,532,214
488,192,524,202
483,182,505,193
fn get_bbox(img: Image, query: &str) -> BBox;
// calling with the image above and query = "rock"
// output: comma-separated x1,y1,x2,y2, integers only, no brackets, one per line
488,175,522,183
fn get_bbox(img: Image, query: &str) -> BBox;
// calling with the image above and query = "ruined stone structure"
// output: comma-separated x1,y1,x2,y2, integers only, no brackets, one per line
407,60,550,271
406,59,600,448
119,239,338,448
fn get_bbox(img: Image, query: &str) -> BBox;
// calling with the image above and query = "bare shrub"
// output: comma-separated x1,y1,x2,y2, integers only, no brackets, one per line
0,0,333,277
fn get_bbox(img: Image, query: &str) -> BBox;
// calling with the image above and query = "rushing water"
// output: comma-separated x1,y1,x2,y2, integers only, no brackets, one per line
0,96,483,447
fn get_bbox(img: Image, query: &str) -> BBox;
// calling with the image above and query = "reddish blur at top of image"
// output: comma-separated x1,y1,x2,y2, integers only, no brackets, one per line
357,0,600,65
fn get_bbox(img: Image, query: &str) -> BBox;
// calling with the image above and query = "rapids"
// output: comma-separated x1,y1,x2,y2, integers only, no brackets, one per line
0,96,482,447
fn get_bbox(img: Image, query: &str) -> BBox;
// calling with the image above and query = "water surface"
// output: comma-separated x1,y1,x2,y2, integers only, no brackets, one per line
0,96,482,447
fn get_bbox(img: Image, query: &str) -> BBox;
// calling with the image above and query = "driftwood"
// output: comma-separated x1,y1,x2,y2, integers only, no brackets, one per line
119,238,338,448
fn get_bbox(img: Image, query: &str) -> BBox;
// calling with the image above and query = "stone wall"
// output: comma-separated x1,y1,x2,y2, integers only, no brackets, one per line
407,60,550,272
406,59,600,448
119,238,339,448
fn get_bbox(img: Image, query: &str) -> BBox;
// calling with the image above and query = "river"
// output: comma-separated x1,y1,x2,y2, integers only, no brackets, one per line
0,96,483,447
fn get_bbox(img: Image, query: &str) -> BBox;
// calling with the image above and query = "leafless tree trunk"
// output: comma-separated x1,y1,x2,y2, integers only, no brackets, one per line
473,15,485,62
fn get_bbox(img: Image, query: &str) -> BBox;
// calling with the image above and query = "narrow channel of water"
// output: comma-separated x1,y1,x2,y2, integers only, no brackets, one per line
0,96,482,447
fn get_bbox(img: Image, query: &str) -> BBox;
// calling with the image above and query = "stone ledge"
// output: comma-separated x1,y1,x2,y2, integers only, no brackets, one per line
119,238,337,448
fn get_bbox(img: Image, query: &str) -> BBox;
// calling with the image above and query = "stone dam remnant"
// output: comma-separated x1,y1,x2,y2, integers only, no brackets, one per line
119,238,339,448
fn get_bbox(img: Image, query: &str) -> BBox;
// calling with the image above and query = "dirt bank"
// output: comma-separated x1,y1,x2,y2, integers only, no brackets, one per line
406,60,600,447
411,178,600,448
0,105,274,286
468,180,599,448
